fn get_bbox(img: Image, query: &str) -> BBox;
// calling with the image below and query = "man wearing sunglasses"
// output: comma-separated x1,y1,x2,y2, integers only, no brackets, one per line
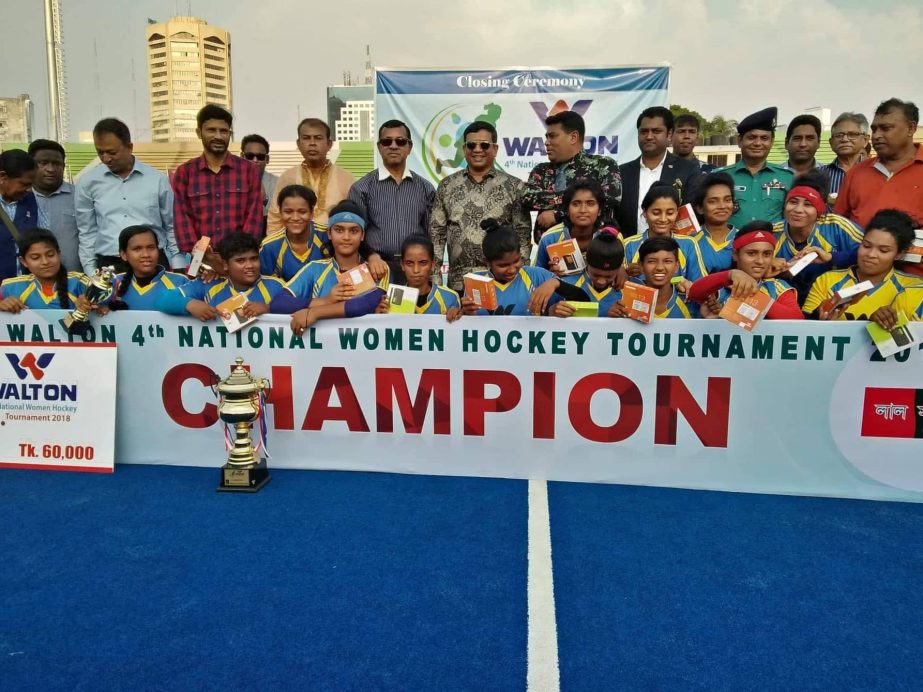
241,134,278,235
430,120,531,292
348,119,435,282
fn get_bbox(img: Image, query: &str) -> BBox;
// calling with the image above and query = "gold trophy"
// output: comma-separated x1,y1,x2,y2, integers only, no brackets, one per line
214,358,271,492
59,266,116,336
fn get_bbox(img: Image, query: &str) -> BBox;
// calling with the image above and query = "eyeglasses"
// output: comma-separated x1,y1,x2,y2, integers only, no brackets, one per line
243,152,267,161
465,141,494,151
379,137,410,147
831,131,866,140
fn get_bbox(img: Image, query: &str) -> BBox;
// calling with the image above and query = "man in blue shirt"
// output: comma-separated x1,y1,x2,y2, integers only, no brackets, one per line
76,118,182,274
28,139,81,272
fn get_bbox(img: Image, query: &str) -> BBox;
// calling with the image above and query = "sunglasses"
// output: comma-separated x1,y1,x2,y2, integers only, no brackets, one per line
243,152,267,161
379,137,410,147
465,141,494,151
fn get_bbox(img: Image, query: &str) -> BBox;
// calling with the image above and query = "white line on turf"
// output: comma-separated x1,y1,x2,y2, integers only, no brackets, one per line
527,478,561,692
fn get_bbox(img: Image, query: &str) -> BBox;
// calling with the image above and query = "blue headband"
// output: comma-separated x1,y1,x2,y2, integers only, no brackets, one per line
328,211,366,230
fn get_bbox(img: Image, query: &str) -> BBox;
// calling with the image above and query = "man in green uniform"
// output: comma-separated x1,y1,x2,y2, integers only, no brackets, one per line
717,107,793,227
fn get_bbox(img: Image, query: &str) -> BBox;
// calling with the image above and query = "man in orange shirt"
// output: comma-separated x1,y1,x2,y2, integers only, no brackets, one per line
835,98,923,230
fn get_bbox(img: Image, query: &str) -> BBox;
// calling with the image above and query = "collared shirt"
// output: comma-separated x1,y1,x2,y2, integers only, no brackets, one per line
0,272,85,309
430,167,532,291
570,273,622,316
33,182,81,272
693,226,738,273
626,281,695,319
822,156,865,196
259,225,330,281
261,170,279,218
772,213,863,304
469,266,559,316
893,284,923,321
266,162,355,232
179,275,287,306
637,153,667,232
781,159,824,173
415,284,462,315
172,153,263,253
522,150,622,227
834,144,923,229
284,257,390,300
348,167,435,257
716,160,794,227
623,232,707,282
113,267,189,310
0,195,49,231
75,158,180,273
803,266,918,320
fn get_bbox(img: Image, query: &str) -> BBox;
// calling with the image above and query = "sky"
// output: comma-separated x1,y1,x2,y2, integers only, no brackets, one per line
1,0,919,142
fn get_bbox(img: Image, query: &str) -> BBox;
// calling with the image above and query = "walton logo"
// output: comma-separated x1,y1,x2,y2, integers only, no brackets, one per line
5,353,55,381
529,99,593,122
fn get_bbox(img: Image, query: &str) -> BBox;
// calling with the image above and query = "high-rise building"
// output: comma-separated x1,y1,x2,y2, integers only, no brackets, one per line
326,85,375,142
0,94,34,143
146,16,232,143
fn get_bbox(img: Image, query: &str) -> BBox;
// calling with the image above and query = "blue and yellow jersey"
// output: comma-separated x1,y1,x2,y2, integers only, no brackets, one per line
772,213,863,262
892,284,923,321
285,258,390,300
416,284,461,315
181,275,287,306
259,225,330,282
623,232,707,282
570,272,622,316
653,286,695,319
693,226,738,273
472,265,559,316
113,268,189,310
0,272,86,309
803,267,917,320
715,277,795,305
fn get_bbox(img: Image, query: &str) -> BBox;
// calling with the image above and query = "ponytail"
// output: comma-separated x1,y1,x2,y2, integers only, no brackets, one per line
55,266,70,309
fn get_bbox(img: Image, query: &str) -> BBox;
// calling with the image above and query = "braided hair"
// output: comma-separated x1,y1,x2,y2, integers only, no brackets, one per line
17,228,70,308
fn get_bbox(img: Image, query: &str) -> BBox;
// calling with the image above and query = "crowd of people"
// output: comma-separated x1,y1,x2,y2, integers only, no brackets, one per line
0,98,921,332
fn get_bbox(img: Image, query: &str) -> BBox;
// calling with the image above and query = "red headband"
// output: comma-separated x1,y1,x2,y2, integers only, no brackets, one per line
598,226,620,239
786,186,825,216
733,230,775,250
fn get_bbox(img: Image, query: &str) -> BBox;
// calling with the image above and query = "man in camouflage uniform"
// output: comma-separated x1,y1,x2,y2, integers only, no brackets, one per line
522,110,622,241
430,120,532,293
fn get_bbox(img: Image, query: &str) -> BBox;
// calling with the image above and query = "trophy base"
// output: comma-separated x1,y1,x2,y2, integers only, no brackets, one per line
217,457,271,493
58,316,89,337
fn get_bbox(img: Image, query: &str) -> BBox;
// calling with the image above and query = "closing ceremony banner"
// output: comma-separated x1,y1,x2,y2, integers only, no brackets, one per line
375,66,671,184
1,312,922,503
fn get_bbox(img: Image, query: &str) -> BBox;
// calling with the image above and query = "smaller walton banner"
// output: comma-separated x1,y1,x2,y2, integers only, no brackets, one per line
375,66,670,184
0,342,117,472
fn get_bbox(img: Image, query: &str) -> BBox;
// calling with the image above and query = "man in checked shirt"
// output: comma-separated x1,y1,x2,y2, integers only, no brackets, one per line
172,104,263,269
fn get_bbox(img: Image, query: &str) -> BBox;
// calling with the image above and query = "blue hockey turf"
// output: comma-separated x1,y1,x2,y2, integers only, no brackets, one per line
2,465,923,690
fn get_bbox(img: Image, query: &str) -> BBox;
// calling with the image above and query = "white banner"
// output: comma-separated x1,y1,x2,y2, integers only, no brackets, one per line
2,311,922,502
375,66,670,183
0,341,117,472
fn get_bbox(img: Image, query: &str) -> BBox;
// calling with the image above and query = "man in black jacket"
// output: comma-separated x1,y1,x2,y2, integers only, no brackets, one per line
615,106,702,237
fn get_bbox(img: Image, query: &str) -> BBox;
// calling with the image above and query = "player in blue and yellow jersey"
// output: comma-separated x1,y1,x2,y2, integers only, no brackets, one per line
259,185,330,281
534,180,622,276
549,229,624,318
109,225,188,310
155,232,285,321
691,172,738,273
804,209,919,320
772,171,863,304
688,224,804,320
623,184,707,284
461,219,563,317
0,229,94,313
376,235,461,320
279,200,391,334
621,237,696,319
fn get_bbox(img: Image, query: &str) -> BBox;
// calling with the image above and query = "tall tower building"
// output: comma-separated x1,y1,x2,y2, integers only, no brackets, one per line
146,16,232,143
0,94,35,143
